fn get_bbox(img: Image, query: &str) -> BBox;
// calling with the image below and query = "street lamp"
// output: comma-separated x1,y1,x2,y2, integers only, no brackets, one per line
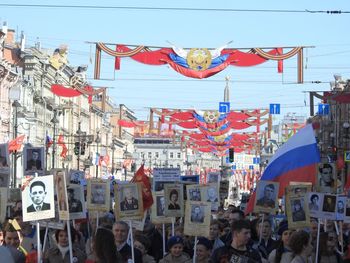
123,144,130,181
95,131,101,178
50,109,59,169
12,100,21,188
110,139,116,175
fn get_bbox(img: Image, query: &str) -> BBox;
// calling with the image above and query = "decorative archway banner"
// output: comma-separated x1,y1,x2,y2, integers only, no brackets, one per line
94,43,305,82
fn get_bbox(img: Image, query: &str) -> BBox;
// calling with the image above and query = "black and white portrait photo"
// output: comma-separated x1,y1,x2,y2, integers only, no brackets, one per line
336,196,346,221
54,170,69,220
22,175,55,222
291,198,306,222
67,184,86,220
317,163,336,193
188,187,202,201
322,194,336,213
254,181,279,213
0,143,10,170
164,184,184,217
190,205,205,223
87,180,110,211
156,195,165,216
115,183,143,220
23,147,45,175
207,172,220,184
309,193,320,211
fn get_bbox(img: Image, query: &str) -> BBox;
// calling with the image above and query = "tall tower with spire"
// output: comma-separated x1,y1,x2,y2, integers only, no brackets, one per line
224,76,230,102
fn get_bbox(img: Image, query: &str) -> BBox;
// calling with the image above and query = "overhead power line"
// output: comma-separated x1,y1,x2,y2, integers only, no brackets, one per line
0,3,349,14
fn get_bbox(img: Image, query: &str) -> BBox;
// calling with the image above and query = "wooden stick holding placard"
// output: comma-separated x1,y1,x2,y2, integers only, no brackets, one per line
192,236,198,263
171,217,175,236
67,222,74,263
129,220,135,263
42,226,49,254
315,218,321,263
162,224,166,256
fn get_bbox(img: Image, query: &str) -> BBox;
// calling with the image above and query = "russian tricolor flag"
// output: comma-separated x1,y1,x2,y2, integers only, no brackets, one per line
245,124,320,214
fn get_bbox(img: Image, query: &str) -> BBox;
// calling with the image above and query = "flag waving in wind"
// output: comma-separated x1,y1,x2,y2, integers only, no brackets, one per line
245,124,320,214
130,164,153,211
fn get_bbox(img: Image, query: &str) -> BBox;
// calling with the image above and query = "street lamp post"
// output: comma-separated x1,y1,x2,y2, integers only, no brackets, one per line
110,139,116,176
95,131,101,178
12,100,21,188
50,109,59,169
76,122,82,170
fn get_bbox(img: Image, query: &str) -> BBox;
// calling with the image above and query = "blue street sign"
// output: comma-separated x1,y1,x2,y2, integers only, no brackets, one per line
226,157,231,164
318,103,330,115
253,157,260,164
219,102,230,113
345,151,350,162
249,165,254,170
269,103,281,114
232,164,236,170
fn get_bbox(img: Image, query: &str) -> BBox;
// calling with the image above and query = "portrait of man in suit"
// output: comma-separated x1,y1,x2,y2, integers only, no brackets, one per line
156,196,165,216
190,205,204,223
26,149,42,171
27,181,51,212
67,188,83,213
120,187,139,211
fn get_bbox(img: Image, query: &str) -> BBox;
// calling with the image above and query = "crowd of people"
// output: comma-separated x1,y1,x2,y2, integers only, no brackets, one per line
2,203,350,263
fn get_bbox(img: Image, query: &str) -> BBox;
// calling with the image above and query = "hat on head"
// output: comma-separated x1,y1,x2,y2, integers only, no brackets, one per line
167,236,183,249
277,220,289,236
197,237,213,250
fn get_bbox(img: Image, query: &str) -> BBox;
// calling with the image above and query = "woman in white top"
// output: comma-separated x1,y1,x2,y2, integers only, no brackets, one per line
268,221,294,263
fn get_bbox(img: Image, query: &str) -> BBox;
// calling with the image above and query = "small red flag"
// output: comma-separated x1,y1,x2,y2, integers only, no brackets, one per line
130,164,153,210
8,135,25,152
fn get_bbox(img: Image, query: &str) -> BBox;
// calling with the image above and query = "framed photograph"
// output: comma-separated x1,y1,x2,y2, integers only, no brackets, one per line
0,172,10,188
0,143,10,171
23,147,45,176
219,180,230,200
336,195,346,221
345,198,350,223
54,170,69,220
286,183,312,198
151,191,172,224
254,181,279,213
308,192,324,218
8,188,21,203
286,195,310,229
67,184,86,220
320,194,337,220
0,187,8,222
205,183,220,211
184,201,211,237
186,184,205,202
316,163,337,193
69,170,87,186
115,183,143,220
207,172,220,184
164,183,184,217
22,175,55,222
87,179,110,211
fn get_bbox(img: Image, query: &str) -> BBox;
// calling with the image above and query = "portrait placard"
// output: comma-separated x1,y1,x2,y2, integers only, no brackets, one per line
207,172,220,184
87,179,110,211
69,169,87,186
204,182,220,211
164,183,184,217
22,175,55,222
186,185,205,202
286,194,310,229
320,193,337,220
115,183,143,220
0,143,10,171
345,198,350,223
286,183,312,198
336,195,346,221
67,184,86,220
23,147,45,176
308,192,324,218
254,181,279,213
0,172,10,188
316,163,337,193
184,201,211,237
151,191,172,224
54,169,69,220
132,210,148,231
0,187,8,222
153,168,181,191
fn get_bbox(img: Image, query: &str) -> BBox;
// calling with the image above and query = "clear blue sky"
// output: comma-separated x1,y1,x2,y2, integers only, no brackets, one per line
1,0,350,121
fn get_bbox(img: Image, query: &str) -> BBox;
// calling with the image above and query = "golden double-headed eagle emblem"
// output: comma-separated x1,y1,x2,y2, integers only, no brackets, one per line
186,48,212,71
